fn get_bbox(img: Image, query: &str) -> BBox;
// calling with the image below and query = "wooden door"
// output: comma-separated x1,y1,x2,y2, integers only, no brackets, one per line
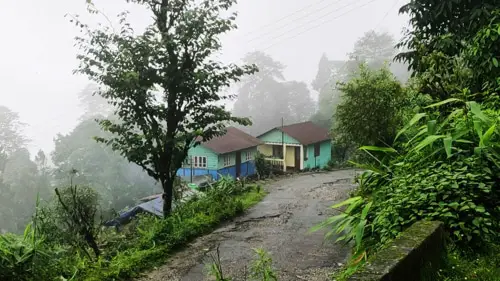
294,146,301,170
235,151,241,177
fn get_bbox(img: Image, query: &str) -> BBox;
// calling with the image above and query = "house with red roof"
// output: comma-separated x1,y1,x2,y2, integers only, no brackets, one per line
256,121,332,171
176,127,263,180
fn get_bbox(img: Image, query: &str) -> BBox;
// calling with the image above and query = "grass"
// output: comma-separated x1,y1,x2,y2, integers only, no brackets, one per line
79,184,268,281
439,243,500,281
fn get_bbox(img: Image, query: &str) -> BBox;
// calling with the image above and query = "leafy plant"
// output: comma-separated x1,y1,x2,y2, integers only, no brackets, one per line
314,99,500,277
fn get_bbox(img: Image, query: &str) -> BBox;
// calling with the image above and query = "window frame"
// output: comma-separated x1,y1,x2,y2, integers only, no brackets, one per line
245,151,253,161
223,154,232,167
304,146,308,161
272,145,283,158
192,156,207,168
314,143,320,157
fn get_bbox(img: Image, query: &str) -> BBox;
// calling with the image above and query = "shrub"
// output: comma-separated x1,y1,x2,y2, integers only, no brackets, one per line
315,100,500,272
36,184,102,259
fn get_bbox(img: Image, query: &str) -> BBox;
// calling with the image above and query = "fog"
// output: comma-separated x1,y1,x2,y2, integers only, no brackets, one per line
1,0,408,154
0,0,409,232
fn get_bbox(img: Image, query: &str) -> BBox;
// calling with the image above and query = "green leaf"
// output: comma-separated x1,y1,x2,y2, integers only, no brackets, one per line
395,113,426,141
480,124,496,147
493,57,499,67
331,196,363,209
413,135,445,152
427,120,437,135
467,102,489,123
473,120,483,139
355,219,366,251
443,136,453,158
359,146,397,153
360,202,372,220
425,98,462,108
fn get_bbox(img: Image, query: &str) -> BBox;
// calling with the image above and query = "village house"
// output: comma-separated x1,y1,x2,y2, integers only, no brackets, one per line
257,121,331,171
176,127,262,181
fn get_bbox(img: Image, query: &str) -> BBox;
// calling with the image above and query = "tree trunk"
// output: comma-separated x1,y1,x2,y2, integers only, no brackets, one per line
162,178,174,217
84,231,101,258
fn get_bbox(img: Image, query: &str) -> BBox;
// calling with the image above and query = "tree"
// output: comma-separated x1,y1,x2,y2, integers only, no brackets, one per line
334,64,406,149
0,106,27,156
233,51,314,135
396,0,500,102
77,83,113,121
348,30,396,68
51,118,158,211
73,0,256,216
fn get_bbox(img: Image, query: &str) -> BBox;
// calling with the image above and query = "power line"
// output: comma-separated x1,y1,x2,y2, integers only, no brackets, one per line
242,0,331,36
258,0,382,52
374,0,401,30
246,0,361,46
244,0,348,42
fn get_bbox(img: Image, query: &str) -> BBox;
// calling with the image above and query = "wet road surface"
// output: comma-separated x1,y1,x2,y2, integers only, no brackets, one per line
138,170,357,281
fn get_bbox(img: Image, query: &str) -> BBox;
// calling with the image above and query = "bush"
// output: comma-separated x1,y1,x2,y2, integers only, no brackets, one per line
315,100,500,275
36,184,102,259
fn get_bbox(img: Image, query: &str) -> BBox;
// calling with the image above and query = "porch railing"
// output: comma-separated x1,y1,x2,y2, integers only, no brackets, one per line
264,158,285,170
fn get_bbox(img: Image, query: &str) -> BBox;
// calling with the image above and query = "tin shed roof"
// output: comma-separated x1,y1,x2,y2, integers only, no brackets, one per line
201,127,263,154
272,121,331,145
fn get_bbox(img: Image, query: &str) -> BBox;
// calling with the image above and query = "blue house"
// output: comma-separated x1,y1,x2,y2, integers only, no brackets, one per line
176,127,263,181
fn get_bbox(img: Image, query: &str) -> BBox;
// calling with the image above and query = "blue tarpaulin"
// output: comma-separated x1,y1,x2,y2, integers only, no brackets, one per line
103,188,201,227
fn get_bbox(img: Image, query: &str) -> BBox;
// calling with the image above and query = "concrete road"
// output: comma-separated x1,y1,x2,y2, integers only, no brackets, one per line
138,170,357,281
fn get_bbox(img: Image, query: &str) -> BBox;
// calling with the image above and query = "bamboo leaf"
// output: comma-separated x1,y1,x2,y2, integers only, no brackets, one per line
359,146,397,153
331,196,363,209
468,101,490,123
413,135,445,151
395,113,426,141
360,202,372,220
355,220,366,251
480,124,496,147
425,98,462,108
443,136,453,158
427,120,437,135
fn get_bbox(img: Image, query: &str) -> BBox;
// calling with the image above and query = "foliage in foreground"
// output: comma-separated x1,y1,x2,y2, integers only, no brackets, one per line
0,177,266,281
315,100,500,279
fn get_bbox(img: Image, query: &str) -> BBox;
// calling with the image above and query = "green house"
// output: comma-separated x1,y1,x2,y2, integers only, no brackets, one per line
176,127,262,180
256,121,332,171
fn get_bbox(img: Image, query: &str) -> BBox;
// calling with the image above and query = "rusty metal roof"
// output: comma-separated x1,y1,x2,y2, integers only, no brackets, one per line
201,127,263,154
276,121,331,145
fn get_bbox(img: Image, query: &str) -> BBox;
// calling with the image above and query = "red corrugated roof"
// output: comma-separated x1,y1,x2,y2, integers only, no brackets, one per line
272,121,331,145
200,127,263,154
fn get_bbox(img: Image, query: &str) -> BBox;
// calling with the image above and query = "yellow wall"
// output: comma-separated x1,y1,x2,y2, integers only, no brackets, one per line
285,146,295,167
258,144,298,168
258,144,273,156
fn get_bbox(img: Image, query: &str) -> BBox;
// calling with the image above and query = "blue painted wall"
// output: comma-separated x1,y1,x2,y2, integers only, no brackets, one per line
217,160,256,178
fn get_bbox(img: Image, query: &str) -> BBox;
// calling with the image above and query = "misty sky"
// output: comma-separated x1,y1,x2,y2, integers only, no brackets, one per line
0,0,408,155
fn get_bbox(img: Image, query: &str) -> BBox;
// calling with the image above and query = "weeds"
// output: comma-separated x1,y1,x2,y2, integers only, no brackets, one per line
207,247,278,281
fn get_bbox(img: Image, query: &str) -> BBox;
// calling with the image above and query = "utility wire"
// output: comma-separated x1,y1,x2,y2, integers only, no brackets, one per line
374,0,401,30
244,0,348,42
242,0,331,36
258,0,382,52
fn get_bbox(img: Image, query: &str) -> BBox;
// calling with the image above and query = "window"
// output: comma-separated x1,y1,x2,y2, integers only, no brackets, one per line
304,146,308,161
245,151,253,161
272,145,283,158
193,156,207,168
223,155,231,167
314,143,321,157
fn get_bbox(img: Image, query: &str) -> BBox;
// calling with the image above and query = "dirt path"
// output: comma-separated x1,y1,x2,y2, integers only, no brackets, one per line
138,170,357,281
